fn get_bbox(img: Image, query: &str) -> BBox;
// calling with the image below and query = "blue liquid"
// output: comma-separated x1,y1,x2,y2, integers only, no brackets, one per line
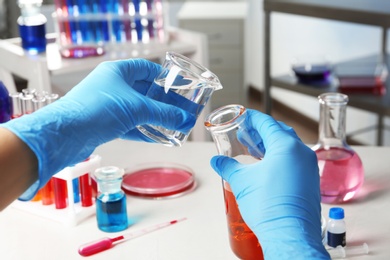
72,178,80,203
327,231,346,247
292,64,331,85
135,19,143,41
96,193,128,232
0,81,11,123
18,23,46,53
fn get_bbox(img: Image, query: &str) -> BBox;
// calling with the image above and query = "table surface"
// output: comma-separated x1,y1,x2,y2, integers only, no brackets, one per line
1,140,390,260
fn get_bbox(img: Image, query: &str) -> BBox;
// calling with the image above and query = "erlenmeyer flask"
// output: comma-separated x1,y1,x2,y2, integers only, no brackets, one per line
312,93,364,204
204,104,264,260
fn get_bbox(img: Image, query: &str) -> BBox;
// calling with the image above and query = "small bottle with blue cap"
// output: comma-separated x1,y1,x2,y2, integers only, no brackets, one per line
327,207,346,248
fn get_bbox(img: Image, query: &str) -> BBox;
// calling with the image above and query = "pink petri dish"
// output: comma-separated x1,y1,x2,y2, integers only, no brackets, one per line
122,162,196,199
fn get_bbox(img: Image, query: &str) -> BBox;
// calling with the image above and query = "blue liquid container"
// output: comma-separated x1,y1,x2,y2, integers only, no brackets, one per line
0,81,11,123
17,0,47,54
94,166,128,233
96,193,127,232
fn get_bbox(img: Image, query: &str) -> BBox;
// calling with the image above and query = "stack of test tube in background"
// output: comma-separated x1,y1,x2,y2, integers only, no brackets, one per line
9,89,102,226
53,0,166,58
9,88,59,119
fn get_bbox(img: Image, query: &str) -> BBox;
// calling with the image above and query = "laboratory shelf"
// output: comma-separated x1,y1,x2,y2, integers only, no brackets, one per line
0,27,207,94
272,74,390,115
263,0,390,145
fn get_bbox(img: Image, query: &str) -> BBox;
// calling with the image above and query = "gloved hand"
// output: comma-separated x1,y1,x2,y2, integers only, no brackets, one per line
210,109,330,259
2,59,195,200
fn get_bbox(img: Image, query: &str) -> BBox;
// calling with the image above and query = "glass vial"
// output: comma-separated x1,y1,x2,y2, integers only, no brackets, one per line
17,0,47,54
312,93,364,204
327,207,346,248
205,104,264,260
0,81,11,123
94,166,128,233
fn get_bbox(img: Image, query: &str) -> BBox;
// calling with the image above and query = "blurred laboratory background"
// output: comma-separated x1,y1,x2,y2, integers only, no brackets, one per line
1,0,389,145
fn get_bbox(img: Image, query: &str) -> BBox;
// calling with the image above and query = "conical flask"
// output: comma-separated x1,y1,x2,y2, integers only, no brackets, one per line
312,93,364,204
204,104,264,260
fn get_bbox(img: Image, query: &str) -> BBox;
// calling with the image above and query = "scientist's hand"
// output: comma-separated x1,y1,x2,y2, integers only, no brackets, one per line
2,59,195,200
210,109,330,259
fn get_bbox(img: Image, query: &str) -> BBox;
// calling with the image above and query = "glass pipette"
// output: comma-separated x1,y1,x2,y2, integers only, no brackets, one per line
78,217,187,256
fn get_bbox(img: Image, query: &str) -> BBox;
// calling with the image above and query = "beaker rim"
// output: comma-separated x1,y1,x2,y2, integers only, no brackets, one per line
318,92,349,105
166,51,223,90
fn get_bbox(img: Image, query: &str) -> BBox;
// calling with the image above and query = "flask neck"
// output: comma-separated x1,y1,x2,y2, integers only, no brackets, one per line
205,104,263,160
317,93,348,147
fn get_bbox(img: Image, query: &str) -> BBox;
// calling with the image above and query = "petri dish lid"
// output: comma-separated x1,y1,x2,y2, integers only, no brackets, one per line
122,162,196,199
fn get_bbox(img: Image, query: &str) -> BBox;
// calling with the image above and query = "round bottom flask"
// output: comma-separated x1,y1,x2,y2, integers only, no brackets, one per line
312,93,364,203
205,104,264,260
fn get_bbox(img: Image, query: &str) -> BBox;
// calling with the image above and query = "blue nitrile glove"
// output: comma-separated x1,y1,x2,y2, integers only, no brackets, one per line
1,59,195,201
210,109,330,259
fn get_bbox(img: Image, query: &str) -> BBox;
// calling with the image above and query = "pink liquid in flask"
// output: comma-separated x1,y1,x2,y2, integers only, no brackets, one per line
316,147,364,204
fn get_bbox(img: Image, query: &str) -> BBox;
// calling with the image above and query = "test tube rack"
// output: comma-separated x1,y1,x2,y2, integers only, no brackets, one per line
11,154,102,227
53,0,167,47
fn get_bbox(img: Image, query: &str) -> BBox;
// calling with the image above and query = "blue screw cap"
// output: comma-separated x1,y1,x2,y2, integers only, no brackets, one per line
329,207,344,219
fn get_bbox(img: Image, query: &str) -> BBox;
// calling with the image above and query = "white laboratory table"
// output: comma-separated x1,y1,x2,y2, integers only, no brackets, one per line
1,140,390,260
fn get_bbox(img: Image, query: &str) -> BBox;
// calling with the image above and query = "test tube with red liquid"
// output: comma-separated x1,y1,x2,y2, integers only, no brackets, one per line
79,173,93,207
53,177,68,209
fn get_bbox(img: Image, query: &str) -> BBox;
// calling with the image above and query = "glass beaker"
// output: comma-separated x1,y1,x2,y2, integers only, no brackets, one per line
312,93,364,204
94,166,128,232
137,51,223,147
204,104,264,260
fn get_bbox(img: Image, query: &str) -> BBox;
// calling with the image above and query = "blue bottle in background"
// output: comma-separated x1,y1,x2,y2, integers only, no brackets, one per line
17,0,47,54
0,81,11,123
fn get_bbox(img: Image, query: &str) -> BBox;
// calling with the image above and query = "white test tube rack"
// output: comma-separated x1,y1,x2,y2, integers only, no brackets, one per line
11,154,102,227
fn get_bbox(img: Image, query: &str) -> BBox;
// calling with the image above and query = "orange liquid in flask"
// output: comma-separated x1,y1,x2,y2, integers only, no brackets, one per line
224,182,264,260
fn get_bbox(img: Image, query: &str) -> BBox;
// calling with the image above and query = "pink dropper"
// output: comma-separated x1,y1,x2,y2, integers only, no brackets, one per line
78,218,187,256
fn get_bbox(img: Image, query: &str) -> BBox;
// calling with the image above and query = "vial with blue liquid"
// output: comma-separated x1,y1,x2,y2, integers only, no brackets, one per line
17,0,47,54
94,166,128,233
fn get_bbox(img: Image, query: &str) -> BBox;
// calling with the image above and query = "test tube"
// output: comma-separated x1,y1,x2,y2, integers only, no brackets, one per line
154,0,164,42
73,178,80,203
45,93,59,105
79,173,93,207
22,88,36,96
19,93,34,115
91,176,98,198
20,92,40,201
40,179,54,205
32,94,46,111
122,0,132,41
31,190,42,202
146,0,154,39
9,92,22,119
133,0,143,41
53,177,68,209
